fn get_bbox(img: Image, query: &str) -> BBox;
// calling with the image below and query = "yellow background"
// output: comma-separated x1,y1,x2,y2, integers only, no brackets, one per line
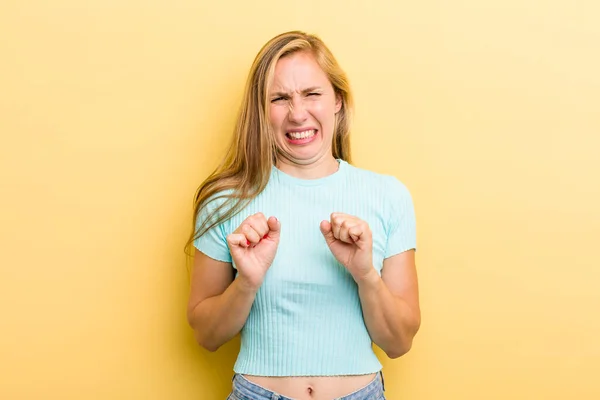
1,1,599,399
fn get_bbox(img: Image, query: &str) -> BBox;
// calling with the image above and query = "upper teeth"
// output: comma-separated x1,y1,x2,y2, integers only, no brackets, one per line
288,129,315,139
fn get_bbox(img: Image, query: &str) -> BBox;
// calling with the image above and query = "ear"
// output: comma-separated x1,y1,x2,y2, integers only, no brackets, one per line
334,93,343,114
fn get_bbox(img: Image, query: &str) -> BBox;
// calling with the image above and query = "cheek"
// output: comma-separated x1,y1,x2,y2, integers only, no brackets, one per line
309,102,335,125
269,107,285,129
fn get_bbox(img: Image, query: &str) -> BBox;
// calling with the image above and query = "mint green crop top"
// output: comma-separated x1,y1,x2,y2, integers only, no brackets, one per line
194,160,417,376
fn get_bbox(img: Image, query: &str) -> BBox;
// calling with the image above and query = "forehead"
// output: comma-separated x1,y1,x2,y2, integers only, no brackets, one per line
270,51,332,91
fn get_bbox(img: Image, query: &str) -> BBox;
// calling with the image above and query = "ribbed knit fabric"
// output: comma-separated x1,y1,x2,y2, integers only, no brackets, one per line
194,160,416,376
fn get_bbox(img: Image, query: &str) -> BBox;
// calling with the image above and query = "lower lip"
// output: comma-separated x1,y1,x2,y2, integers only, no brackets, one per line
285,131,318,145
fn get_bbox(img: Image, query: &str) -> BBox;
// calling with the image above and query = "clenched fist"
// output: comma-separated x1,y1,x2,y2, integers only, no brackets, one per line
320,213,374,282
227,213,280,291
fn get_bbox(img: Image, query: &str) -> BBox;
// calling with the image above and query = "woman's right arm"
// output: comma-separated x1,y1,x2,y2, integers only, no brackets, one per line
186,249,258,352
187,213,280,351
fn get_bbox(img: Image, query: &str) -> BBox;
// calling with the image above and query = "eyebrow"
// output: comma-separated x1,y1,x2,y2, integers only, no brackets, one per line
270,87,323,97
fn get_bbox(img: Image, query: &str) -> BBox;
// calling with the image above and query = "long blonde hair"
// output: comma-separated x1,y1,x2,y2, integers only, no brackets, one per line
185,31,354,257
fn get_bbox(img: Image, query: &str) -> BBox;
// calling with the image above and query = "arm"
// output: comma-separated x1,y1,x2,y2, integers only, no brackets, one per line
187,213,281,352
320,215,420,359
186,250,258,352
356,249,420,358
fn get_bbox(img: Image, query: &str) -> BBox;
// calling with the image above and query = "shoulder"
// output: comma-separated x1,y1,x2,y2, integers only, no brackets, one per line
197,188,237,218
343,161,412,198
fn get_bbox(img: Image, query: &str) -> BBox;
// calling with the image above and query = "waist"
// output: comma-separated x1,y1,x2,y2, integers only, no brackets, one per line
233,335,382,376
235,311,382,375
238,372,381,400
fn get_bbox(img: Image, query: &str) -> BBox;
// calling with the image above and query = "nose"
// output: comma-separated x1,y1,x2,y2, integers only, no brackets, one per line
288,95,308,124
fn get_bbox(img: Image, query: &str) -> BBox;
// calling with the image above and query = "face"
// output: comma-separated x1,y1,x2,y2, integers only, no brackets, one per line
268,51,342,168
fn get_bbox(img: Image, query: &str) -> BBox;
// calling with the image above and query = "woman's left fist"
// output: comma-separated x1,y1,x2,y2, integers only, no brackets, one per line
320,213,374,282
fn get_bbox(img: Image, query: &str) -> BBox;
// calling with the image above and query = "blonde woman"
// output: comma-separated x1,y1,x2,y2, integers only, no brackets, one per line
186,31,420,400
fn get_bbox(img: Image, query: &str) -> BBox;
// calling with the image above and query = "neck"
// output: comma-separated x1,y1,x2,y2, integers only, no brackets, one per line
276,155,340,179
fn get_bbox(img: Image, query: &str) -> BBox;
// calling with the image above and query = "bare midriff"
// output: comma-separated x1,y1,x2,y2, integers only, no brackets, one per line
242,373,377,400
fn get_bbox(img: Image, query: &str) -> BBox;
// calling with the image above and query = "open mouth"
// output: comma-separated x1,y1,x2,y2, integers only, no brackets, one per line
286,129,317,142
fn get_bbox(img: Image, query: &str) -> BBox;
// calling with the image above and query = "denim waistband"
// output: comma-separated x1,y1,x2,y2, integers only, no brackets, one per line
230,372,384,400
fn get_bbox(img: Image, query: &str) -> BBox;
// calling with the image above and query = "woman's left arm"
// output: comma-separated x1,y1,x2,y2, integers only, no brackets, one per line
357,250,420,359
320,213,420,359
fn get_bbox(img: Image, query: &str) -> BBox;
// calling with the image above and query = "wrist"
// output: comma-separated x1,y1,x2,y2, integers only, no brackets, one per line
235,276,262,294
354,267,381,288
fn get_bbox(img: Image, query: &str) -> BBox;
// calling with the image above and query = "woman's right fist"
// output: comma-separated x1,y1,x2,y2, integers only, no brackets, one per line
226,213,280,291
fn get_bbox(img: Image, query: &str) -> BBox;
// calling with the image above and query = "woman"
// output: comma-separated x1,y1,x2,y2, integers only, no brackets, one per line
186,31,420,400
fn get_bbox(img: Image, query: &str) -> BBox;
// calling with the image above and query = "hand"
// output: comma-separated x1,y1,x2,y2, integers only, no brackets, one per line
226,213,281,291
320,213,374,282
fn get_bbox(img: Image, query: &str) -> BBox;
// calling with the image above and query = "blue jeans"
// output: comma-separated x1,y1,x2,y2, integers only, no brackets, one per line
227,372,385,400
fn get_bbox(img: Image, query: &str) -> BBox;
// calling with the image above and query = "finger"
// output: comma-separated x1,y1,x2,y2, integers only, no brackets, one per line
339,220,356,244
265,216,280,240
319,220,336,245
249,212,269,237
348,224,363,243
241,223,261,245
227,233,251,248
331,213,345,240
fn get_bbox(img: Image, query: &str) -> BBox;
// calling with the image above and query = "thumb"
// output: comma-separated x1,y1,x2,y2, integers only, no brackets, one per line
265,216,281,240
319,220,336,245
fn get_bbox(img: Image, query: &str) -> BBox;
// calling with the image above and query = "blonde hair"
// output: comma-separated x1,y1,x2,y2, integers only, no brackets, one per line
185,31,354,257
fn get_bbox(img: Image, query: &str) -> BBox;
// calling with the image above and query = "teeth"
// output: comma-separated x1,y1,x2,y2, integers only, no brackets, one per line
288,129,315,139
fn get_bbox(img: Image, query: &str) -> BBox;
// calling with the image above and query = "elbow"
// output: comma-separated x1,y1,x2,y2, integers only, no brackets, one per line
192,329,221,352
187,309,220,352
386,319,421,359
385,340,413,359
199,340,220,353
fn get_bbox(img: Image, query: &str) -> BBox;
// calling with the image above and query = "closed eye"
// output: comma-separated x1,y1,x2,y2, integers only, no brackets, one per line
271,97,287,103
307,92,321,97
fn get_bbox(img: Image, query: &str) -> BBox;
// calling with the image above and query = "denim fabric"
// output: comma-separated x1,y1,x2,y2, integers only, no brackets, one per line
227,372,385,400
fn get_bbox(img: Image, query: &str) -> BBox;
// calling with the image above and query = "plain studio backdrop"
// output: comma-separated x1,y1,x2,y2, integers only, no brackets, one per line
1,1,599,399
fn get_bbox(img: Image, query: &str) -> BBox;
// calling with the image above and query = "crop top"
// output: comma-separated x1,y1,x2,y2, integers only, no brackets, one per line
194,160,416,376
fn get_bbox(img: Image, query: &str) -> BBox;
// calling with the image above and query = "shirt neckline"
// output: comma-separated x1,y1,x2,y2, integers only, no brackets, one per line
271,159,347,187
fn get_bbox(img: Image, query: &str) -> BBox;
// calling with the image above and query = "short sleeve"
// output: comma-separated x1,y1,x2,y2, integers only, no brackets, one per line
193,195,232,263
384,177,417,258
